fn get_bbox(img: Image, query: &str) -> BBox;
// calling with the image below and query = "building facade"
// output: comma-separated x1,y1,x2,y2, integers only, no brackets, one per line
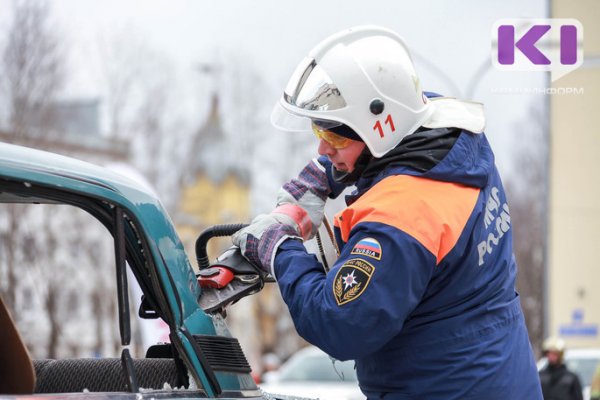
548,0,600,348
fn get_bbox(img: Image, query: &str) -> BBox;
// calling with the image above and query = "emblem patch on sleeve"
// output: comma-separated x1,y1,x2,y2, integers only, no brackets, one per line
350,237,382,260
333,258,375,306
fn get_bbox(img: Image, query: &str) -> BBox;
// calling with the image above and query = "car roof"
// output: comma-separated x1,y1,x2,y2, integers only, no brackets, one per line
566,348,600,357
0,142,158,202
291,346,334,358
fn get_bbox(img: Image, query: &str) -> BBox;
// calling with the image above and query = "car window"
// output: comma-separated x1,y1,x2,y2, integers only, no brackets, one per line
0,203,120,358
278,354,357,382
0,201,194,395
566,358,600,387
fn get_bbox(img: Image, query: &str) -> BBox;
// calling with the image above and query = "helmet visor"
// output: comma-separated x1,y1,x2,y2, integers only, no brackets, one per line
271,57,346,132
283,57,347,111
271,102,343,132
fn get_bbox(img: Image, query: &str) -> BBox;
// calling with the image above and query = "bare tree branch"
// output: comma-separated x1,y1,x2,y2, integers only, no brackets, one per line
2,0,64,143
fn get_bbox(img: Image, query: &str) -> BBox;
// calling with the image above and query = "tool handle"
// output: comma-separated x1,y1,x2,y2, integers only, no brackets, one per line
195,224,248,270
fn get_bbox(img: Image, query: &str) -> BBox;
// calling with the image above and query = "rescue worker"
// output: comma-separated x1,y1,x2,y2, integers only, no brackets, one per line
233,26,542,399
539,337,583,400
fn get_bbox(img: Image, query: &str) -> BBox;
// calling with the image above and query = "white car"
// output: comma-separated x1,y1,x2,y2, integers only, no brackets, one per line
260,346,365,400
537,348,600,400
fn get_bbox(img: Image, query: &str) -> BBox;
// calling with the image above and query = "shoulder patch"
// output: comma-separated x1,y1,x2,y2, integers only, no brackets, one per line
333,258,375,306
350,237,382,260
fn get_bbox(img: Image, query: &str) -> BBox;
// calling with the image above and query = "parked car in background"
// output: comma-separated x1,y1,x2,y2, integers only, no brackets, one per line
538,348,600,400
260,346,365,400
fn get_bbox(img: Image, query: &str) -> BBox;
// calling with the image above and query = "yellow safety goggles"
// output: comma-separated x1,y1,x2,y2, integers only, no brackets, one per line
311,123,353,149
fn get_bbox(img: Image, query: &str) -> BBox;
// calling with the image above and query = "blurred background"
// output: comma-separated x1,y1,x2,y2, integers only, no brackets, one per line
0,0,597,384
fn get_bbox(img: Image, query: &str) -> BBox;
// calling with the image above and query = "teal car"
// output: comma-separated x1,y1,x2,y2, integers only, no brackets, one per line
0,141,280,399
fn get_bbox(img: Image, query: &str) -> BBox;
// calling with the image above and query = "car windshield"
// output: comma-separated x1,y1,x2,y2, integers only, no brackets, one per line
566,358,600,387
277,353,358,382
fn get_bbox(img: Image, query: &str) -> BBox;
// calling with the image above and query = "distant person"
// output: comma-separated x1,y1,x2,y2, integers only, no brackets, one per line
539,337,583,400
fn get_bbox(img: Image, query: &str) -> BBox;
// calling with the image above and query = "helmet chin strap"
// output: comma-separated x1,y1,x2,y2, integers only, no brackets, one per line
332,146,373,185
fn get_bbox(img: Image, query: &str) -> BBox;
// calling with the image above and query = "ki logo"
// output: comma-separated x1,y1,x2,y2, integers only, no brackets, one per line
492,19,583,82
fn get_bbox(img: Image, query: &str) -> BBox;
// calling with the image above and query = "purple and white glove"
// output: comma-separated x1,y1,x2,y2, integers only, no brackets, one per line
277,158,331,239
232,205,312,275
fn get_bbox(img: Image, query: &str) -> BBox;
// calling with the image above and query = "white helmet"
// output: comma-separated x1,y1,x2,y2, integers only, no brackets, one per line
272,25,485,158
543,336,566,353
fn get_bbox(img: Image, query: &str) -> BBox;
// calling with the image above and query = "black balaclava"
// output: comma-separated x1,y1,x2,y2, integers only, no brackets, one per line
320,123,373,185
325,123,461,186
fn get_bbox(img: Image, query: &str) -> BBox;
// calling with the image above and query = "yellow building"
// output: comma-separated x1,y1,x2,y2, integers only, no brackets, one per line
548,0,600,347
175,95,250,263
174,95,303,374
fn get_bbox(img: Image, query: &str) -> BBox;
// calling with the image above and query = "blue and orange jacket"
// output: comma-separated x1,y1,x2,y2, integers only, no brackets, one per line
274,128,543,399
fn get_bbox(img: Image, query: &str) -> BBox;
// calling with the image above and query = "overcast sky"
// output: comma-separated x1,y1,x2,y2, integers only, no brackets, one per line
46,0,547,86
0,0,549,179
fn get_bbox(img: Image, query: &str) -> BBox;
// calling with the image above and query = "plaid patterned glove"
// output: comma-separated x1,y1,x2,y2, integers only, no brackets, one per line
277,158,331,239
232,205,310,275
